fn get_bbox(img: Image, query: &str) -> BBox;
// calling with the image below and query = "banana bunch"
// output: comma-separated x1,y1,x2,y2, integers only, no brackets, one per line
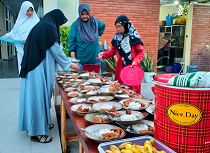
105,139,166,153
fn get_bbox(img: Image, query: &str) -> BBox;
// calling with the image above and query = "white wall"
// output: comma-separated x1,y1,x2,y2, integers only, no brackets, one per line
43,0,78,26
159,5,178,21
183,4,193,72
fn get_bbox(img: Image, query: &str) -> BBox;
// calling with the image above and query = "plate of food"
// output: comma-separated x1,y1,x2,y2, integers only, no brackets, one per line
80,89,100,97
66,91,82,98
68,97,87,104
80,72,94,79
79,85,95,90
81,124,126,143
84,113,113,124
114,90,139,100
99,87,119,96
87,96,114,103
64,87,78,92
71,104,97,116
119,98,150,110
91,102,123,112
107,110,148,125
88,78,105,86
125,120,154,135
145,103,155,115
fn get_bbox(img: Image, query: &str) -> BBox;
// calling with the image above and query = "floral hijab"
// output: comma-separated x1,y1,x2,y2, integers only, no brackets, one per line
111,15,143,67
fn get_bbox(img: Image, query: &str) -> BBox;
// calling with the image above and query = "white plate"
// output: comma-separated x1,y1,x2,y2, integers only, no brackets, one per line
145,103,154,115
64,87,78,92
82,124,126,143
79,85,95,90
119,98,150,110
66,91,82,98
84,113,113,124
80,73,94,79
71,104,97,116
128,120,154,135
81,89,100,97
108,110,148,125
68,97,87,104
91,102,123,112
87,96,114,103
99,87,118,96
88,79,105,86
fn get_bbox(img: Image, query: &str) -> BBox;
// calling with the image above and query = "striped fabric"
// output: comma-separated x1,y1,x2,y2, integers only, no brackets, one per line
167,72,210,88
153,85,210,153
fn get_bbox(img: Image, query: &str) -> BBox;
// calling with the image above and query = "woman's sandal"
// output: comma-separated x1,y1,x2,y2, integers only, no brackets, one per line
49,123,54,129
30,135,52,143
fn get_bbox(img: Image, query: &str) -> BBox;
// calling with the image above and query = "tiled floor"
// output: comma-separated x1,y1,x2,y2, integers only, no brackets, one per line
0,57,155,153
0,58,62,153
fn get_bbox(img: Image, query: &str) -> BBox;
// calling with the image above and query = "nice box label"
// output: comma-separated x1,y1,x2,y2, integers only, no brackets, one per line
166,103,202,126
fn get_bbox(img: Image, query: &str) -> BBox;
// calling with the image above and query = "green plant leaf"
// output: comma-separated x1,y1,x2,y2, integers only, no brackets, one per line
59,25,71,57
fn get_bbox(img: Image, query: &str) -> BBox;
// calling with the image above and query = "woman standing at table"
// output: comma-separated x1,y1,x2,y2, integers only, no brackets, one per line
68,3,105,70
2,1,39,73
18,9,79,143
98,15,144,93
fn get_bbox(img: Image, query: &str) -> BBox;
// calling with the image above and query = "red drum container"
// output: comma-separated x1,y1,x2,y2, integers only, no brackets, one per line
151,74,210,153
83,64,101,73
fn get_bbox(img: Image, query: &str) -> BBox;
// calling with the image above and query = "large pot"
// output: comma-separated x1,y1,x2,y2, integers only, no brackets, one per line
151,74,210,153
144,72,155,83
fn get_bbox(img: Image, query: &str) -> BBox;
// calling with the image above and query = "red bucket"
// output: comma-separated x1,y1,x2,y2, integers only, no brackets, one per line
82,64,101,73
151,74,210,153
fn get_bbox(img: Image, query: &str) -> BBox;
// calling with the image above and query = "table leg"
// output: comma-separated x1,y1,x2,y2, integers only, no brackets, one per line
54,82,57,109
61,97,67,153
79,141,85,153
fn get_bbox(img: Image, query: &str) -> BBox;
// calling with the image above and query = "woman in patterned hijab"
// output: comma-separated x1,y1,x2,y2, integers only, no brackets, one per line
98,15,144,93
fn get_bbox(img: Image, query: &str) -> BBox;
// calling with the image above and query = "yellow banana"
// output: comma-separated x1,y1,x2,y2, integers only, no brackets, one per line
105,150,113,153
110,145,121,153
125,144,133,150
131,146,141,153
118,142,132,150
136,145,147,153
149,139,155,146
144,140,155,153
121,149,133,153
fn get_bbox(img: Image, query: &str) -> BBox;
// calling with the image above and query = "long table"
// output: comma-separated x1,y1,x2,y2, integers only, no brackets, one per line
54,79,154,153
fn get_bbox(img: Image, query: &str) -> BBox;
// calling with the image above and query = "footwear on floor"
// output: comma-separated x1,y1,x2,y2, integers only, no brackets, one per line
30,135,52,143
49,123,54,129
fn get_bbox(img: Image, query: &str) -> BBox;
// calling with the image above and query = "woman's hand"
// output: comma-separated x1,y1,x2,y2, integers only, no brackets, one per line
169,33,173,41
131,62,137,67
98,52,104,58
70,63,80,71
2,35,7,38
21,39,26,44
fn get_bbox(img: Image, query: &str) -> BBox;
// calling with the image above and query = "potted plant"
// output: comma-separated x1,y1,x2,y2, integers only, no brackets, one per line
140,51,169,82
101,55,117,80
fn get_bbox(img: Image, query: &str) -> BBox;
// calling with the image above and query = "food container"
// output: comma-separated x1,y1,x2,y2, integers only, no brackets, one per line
98,135,176,153
83,64,101,73
151,74,210,153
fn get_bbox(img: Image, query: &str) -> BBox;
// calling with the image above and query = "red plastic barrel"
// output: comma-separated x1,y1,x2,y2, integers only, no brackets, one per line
83,64,101,73
152,74,210,153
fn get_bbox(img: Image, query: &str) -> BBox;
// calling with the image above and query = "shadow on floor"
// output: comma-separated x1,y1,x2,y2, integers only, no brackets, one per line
0,57,19,78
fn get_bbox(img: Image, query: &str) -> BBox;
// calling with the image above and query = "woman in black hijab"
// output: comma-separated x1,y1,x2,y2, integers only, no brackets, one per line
18,9,79,143
98,15,144,93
